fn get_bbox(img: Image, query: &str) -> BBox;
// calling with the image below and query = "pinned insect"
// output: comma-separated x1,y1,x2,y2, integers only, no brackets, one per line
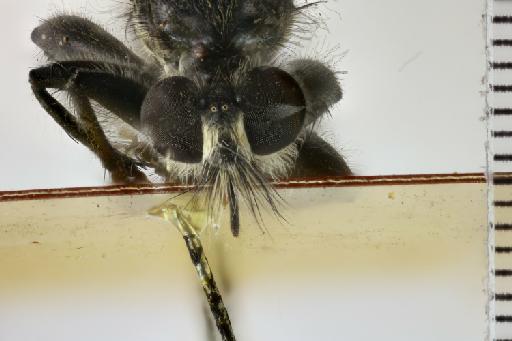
30,1,350,340
29,0,350,236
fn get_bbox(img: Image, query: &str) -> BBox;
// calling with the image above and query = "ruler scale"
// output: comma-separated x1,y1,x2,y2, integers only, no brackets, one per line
489,1,512,341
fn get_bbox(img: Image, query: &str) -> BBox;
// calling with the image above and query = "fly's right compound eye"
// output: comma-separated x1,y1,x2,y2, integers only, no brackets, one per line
239,67,306,155
140,76,203,163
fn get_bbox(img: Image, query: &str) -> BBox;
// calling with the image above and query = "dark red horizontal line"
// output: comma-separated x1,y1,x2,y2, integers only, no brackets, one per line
0,173,488,203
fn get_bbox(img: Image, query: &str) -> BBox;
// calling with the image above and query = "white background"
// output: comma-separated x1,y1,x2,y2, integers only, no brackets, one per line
0,0,487,190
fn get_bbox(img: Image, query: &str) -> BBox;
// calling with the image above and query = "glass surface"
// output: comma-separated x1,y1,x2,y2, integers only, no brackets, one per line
0,184,488,341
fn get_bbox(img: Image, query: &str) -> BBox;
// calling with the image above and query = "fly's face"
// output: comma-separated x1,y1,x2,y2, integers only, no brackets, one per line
139,66,307,233
140,67,306,174
30,2,348,237
138,77,246,167
130,0,296,78
198,86,249,167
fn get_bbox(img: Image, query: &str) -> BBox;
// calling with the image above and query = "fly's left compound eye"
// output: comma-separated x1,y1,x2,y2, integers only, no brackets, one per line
221,104,229,112
140,76,202,163
239,67,306,155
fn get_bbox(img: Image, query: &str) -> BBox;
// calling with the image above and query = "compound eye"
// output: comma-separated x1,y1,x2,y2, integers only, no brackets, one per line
140,76,202,163
239,67,306,155
221,104,229,112
210,105,218,113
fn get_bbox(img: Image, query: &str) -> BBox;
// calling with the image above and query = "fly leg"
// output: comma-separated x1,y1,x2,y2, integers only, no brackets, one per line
29,62,149,182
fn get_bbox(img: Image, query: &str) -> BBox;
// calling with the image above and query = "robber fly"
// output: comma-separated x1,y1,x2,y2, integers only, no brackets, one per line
29,0,351,236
